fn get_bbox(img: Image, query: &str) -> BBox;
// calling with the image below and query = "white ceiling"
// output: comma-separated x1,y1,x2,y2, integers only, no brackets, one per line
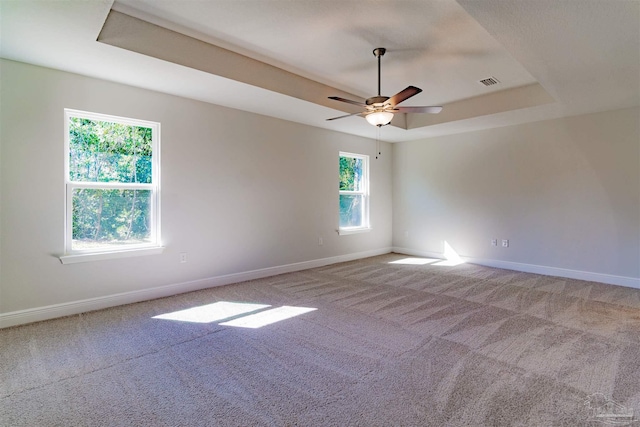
1,0,638,142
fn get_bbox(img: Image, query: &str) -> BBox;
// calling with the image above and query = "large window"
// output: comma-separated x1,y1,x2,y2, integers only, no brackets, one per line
63,109,161,261
339,152,370,234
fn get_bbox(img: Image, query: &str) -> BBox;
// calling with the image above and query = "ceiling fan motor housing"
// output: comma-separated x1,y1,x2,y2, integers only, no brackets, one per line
366,96,390,106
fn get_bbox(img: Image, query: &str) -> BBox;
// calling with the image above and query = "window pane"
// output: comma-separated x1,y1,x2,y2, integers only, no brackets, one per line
339,156,363,191
69,117,152,184
339,194,364,228
72,188,152,250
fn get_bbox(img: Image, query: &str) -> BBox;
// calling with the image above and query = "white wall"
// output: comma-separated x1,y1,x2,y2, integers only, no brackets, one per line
393,107,640,284
0,59,392,319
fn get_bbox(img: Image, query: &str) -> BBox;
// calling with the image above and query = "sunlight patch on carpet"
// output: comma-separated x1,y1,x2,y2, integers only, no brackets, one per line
220,306,317,329
153,302,317,328
391,242,465,267
389,258,439,265
152,301,270,323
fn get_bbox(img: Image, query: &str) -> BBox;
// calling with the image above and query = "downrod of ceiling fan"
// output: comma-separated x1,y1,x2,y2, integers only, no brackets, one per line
373,48,386,96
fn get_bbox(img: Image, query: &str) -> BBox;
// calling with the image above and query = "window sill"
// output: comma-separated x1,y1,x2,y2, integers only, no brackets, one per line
338,227,372,236
59,246,165,264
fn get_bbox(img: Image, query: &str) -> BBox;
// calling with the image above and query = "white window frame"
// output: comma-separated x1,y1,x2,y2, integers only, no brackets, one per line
338,151,371,235
60,109,163,264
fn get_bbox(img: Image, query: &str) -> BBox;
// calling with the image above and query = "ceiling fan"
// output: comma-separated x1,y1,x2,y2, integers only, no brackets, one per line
327,48,442,127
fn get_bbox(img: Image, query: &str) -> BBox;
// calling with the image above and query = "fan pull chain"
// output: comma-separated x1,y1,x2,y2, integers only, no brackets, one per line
375,127,381,159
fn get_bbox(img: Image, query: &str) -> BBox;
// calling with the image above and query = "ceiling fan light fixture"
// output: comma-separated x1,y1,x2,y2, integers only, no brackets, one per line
366,111,394,127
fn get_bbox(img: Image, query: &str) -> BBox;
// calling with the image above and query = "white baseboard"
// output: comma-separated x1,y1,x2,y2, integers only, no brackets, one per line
392,246,640,289
0,247,392,329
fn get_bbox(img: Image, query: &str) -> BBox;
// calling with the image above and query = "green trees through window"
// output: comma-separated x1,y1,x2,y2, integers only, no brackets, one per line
339,156,362,192
65,111,160,252
339,152,369,230
69,118,152,184
71,188,152,247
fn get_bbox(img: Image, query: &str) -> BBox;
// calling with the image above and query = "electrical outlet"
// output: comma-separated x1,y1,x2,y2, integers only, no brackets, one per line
318,237,323,246
491,239,498,247
502,239,509,248
179,252,188,263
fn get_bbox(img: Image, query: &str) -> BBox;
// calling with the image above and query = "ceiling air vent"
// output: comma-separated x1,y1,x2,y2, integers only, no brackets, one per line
478,77,500,87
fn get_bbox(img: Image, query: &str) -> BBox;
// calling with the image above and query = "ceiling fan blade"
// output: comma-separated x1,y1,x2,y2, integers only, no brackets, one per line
394,106,443,114
387,86,422,107
328,96,368,108
326,111,364,121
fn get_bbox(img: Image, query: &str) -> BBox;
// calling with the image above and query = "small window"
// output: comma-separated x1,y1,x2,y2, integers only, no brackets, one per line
63,109,161,259
339,152,370,234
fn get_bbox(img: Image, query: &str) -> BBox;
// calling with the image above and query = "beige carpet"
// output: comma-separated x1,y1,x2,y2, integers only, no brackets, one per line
2,254,640,426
